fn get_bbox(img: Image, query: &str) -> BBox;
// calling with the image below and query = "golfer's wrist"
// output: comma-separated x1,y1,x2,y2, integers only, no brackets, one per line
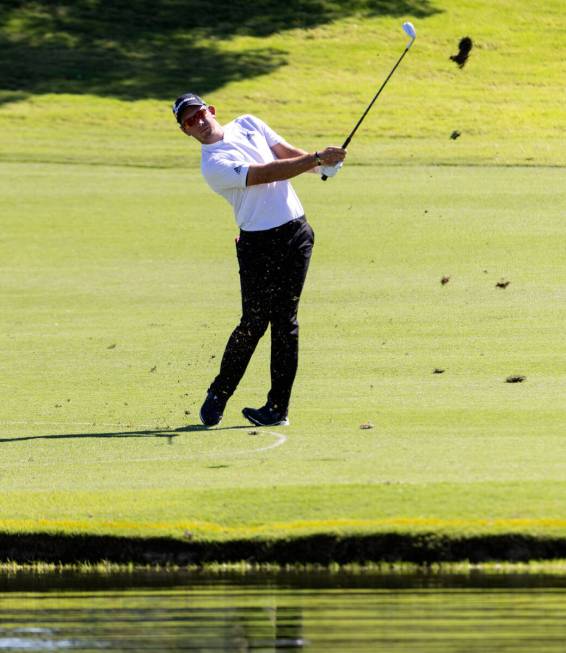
314,151,322,166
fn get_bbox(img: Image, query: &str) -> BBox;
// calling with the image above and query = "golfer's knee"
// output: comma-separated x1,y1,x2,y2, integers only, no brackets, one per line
271,315,299,338
238,317,269,341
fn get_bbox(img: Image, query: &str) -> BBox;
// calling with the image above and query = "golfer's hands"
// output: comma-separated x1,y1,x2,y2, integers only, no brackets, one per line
318,146,346,166
317,146,346,180
320,161,343,178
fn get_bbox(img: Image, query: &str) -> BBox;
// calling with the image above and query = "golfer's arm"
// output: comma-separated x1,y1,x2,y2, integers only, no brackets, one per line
246,152,318,186
271,142,308,159
271,141,320,174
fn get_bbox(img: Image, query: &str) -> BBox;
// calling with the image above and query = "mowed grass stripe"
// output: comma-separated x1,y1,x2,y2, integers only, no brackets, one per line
4,481,566,540
4,517,566,540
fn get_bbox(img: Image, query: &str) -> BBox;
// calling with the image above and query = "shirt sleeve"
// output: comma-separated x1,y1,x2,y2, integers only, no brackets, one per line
203,157,250,191
245,115,283,148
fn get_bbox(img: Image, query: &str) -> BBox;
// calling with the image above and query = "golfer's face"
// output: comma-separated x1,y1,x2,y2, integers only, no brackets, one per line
181,105,216,142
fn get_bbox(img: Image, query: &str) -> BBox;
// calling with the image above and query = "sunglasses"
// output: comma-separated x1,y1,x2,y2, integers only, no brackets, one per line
182,106,208,128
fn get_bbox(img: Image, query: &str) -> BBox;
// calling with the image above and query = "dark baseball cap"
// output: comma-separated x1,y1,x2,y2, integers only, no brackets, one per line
172,93,206,123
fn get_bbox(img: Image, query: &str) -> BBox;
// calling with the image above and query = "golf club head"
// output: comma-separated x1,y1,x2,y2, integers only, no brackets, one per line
402,21,416,48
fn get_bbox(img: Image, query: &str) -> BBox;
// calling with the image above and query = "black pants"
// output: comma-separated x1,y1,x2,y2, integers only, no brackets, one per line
209,216,314,412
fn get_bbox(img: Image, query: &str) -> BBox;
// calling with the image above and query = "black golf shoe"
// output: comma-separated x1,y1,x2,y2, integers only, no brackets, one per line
242,403,289,427
199,391,227,427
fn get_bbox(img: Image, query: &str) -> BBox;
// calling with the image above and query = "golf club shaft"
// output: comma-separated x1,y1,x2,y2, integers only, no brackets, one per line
321,45,410,181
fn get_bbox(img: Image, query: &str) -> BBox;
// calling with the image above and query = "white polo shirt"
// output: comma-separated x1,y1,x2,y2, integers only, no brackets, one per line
200,114,305,232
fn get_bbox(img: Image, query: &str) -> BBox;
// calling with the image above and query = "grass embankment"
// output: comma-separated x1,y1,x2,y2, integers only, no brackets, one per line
0,0,564,168
1,0,565,562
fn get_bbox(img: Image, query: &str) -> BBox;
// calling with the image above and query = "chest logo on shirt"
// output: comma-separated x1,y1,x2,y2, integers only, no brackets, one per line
233,165,242,175
244,131,255,142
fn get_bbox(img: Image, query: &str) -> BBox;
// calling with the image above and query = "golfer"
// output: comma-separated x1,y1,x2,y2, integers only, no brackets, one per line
173,93,346,427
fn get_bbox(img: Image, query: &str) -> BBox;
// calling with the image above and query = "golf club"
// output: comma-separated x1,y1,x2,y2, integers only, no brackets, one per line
322,21,417,181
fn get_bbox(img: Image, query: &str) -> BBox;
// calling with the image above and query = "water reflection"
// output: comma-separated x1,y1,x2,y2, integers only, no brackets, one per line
1,570,566,651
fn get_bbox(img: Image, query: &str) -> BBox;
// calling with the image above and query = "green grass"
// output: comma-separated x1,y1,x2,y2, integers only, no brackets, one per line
1,0,565,553
2,162,565,542
0,0,565,168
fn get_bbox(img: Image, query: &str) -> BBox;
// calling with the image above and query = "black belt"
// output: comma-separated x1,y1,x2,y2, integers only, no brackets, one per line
240,215,306,237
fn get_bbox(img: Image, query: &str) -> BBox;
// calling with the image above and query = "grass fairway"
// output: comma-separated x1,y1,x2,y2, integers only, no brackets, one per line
2,161,566,548
1,0,565,560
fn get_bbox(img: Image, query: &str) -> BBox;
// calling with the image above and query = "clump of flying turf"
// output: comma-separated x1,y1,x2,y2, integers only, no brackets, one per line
450,130,461,140
450,37,473,68
506,375,526,383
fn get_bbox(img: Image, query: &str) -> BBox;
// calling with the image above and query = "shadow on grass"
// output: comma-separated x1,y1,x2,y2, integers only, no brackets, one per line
0,0,441,104
0,424,251,444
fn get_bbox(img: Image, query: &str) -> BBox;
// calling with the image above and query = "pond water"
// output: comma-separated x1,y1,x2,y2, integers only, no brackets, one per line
1,570,566,651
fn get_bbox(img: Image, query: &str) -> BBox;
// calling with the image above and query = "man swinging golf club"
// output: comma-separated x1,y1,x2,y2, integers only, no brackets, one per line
173,93,346,427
